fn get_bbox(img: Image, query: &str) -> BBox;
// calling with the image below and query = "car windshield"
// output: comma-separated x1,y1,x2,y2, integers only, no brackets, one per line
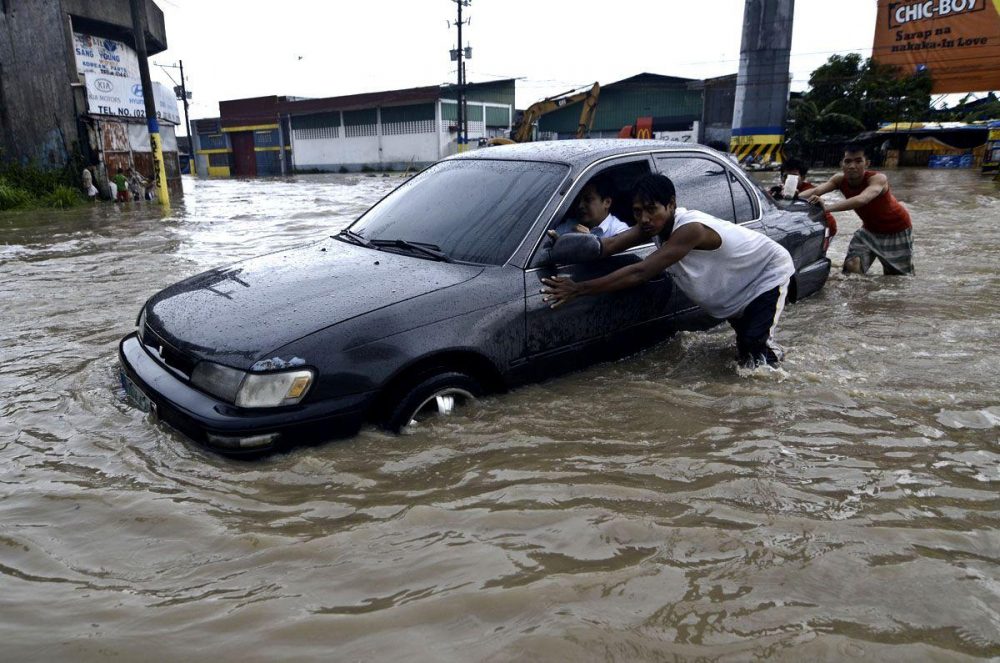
349,159,569,265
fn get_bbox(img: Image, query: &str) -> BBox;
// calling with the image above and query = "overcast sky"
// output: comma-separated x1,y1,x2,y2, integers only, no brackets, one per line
148,0,886,133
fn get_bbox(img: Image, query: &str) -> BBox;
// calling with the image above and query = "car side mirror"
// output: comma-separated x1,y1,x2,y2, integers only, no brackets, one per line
549,232,602,265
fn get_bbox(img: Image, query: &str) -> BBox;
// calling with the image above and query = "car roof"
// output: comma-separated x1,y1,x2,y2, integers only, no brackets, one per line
446,139,727,167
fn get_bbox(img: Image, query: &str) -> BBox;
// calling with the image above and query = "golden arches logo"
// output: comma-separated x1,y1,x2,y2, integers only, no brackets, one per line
636,128,652,139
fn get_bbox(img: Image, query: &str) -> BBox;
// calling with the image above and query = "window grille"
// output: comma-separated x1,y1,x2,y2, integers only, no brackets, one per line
293,126,340,140
200,134,227,150
344,124,376,138
382,120,435,135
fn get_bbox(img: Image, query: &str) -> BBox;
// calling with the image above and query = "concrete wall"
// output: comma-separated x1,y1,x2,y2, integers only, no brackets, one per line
61,0,166,50
0,0,167,169
0,1,80,167
292,132,439,172
731,0,794,156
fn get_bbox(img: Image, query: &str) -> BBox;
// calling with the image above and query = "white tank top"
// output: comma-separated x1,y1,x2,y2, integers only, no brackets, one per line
656,208,794,319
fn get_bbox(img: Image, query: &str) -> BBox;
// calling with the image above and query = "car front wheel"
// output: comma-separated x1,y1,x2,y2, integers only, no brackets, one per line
384,371,482,433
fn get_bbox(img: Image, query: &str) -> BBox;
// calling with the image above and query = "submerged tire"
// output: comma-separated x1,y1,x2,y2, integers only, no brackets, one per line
384,371,482,433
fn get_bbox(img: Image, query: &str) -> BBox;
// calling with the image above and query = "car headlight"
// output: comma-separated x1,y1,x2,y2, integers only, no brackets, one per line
190,361,246,403
190,361,314,408
235,370,314,408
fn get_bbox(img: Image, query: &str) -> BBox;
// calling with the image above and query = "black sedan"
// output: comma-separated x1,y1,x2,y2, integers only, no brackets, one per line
119,140,832,455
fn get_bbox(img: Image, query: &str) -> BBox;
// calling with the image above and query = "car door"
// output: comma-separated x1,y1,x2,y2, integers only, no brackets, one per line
522,157,679,374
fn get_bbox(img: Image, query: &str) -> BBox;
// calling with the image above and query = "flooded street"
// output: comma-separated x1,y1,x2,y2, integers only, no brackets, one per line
1,169,998,660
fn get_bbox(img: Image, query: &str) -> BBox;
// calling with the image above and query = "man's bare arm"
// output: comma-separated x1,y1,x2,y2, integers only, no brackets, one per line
541,223,709,308
821,173,887,212
599,224,648,256
800,173,842,201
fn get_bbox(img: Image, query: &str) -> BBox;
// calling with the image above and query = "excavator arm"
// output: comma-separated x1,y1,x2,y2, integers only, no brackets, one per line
494,82,600,144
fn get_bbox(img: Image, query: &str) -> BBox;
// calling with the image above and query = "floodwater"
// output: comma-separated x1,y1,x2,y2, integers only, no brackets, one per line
1,169,998,661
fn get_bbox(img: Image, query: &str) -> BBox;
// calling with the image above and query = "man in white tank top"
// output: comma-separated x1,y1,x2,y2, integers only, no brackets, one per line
541,173,795,368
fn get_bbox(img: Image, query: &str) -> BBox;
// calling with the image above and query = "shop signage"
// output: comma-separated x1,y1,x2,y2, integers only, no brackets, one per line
873,0,1000,92
74,32,139,79
84,74,181,125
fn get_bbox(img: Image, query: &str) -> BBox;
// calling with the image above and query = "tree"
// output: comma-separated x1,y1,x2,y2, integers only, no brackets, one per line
936,92,1000,122
786,54,932,159
786,98,865,162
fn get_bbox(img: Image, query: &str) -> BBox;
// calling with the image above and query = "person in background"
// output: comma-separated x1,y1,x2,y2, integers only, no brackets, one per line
113,168,129,203
799,144,913,275
81,166,98,201
128,168,147,202
552,175,630,238
769,158,837,238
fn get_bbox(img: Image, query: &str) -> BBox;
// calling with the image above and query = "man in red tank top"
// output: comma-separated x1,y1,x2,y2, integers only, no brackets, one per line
800,144,913,275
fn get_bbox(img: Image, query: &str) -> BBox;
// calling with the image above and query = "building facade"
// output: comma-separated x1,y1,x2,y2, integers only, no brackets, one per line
194,80,515,176
537,73,704,140
0,0,182,195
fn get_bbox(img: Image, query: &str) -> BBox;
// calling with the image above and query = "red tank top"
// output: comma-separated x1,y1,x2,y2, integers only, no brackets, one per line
838,171,911,234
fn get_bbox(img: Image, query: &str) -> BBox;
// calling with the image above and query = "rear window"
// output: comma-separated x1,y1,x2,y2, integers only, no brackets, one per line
350,159,568,265
654,155,736,222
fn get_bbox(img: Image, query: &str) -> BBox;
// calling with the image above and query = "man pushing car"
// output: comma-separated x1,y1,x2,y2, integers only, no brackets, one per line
541,173,795,369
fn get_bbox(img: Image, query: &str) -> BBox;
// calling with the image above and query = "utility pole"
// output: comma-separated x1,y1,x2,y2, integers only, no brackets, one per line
179,60,194,175
129,0,169,206
156,61,195,175
450,0,471,152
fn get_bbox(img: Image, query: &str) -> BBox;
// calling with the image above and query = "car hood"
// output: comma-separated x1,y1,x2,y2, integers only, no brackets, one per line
145,237,484,366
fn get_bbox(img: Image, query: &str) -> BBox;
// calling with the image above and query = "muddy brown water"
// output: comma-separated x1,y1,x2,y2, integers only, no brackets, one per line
1,170,998,661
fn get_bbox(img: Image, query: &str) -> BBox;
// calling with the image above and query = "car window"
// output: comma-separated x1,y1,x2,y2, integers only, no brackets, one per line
654,155,736,222
350,159,568,265
729,170,758,222
552,159,651,233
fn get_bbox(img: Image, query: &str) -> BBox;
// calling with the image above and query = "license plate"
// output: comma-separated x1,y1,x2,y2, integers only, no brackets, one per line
119,367,156,416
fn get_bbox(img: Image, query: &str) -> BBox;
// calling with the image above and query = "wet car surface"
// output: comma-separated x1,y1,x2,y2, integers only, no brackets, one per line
119,140,832,455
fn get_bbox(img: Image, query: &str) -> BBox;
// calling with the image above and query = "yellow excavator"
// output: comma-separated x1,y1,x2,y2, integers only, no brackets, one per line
489,82,600,145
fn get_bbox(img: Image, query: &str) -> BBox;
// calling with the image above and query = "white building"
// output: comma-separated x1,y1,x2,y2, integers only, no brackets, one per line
195,80,515,176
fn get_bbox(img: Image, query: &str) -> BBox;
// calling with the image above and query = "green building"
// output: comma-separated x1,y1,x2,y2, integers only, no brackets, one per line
537,73,704,139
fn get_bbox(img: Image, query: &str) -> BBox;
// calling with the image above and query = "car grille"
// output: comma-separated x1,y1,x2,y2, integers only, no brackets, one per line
139,323,197,379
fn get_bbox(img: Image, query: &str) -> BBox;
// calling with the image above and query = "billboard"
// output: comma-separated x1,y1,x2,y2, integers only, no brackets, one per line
73,33,140,79
873,0,1000,93
84,74,181,125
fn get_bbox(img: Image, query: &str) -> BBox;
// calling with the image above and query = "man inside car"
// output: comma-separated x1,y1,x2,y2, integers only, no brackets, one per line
551,174,630,238
541,173,795,369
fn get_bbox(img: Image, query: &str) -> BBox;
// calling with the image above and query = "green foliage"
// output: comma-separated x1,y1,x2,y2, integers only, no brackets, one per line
41,185,84,209
936,92,1000,122
0,163,84,211
0,161,70,198
787,54,933,158
0,176,33,210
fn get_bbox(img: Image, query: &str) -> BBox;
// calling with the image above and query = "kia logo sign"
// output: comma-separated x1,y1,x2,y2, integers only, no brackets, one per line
131,83,143,96
95,78,114,93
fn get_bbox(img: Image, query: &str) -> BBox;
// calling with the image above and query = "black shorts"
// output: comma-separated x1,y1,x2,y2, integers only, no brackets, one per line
727,281,789,367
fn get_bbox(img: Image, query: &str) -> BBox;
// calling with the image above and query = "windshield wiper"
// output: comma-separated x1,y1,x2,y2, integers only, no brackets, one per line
369,239,453,262
334,229,372,248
